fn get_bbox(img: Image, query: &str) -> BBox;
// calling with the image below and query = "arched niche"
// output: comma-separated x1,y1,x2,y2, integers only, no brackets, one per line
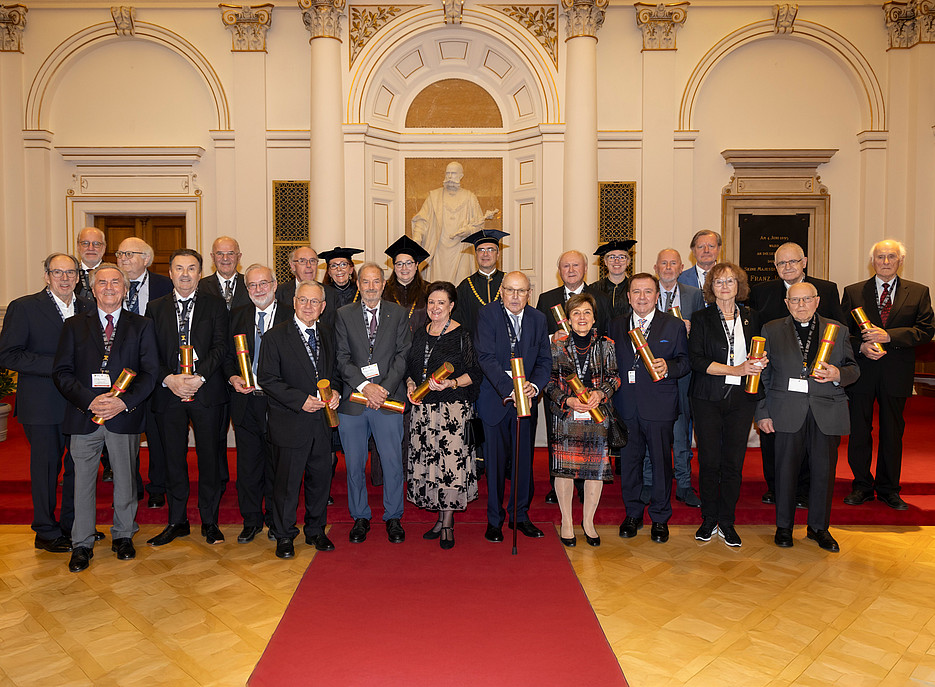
406,78,503,128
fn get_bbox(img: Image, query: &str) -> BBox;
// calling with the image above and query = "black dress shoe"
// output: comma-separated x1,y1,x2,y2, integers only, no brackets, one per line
560,535,577,547
878,493,909,510
34,534,72,553
201,524,224,544
618,516,643,539
93,530,105,542
237,525,263,544
544,489,558,504
275,537,295,559
440,526,455,550
306,533,335,551
112,538,136,560
147,522,191,546
102,467,114,483
509,521,544,538
585,534,601,547
795,496,809,510
650,522,669,543
147,493,165,509
806,526,840,552
386,518,406,543
485,524,503,542
68,546,93,572
695,518,717,542
349,518,370,543
774,527,794,548
761,490,776,505
843,489,874,506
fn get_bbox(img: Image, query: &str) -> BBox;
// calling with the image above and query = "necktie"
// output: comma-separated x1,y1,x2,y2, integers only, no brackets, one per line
367,308,378,337
253,311,266,376
510,312,522,340
663,290,674,312
306,327,318,357
638,317,647,333
880,282,892,326
178,299,192,345
700,270,707,287
223,280,233,309
104,313,114,344
128,281,140,314
81,269,91,295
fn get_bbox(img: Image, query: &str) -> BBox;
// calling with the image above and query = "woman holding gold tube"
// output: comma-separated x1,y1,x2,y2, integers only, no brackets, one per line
688,262,767,547
405,281,482,549
544,293,620,547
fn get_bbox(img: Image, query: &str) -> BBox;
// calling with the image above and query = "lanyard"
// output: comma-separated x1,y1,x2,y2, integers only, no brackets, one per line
501,303,519,357
794,317,817,379
362,303,378,363
101,318,117,372
718,305,739,366
127,272,147,313
256,302,276,340
295,321,319,375
174,293,196,346
45,288,69,321
630,315,652,370
422,319,451,378
569,333,593,384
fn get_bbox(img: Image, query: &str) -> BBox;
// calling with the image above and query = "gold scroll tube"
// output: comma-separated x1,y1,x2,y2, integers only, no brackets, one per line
669,305,683,320
92,368,137,425
349,392,405,414
810,323,840,377
233,334,256,391
510,357,532,417
179,345,194,402
628,328,663,382
316,380,340,428
851,307,886,355
550,304,572,336
744,336,767,394
565,374,606,423
411,362,454,403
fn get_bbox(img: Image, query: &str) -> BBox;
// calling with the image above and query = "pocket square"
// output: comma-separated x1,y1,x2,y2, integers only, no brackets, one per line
661,339,670,343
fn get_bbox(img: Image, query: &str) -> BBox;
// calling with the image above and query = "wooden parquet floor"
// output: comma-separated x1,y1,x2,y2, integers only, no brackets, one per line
1,524,934,686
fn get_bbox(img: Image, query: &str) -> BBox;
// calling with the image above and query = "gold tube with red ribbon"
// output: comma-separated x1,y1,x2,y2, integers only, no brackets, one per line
810,323,840,377
851,307,886,355
179,345,194,402
317,380,340,428
744,336,767,394
349,392,405,413
233,334,256,391
510,357,532,417
550,304,572,336
565,374,606,423
92,368,137,425
411,362,454,403
628,328,663,382
669,305,683,320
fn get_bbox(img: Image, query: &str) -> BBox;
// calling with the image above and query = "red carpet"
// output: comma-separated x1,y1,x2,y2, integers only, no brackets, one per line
248,523,627,687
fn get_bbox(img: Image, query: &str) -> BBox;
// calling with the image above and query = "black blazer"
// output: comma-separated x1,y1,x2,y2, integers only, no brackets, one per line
688,304,763,401
53,310,159,435
199,272,251,312
0,290,93,424
536,283,613,337
841,277,935,397
145,291,230,409
258,319,339,449
748,275,845,326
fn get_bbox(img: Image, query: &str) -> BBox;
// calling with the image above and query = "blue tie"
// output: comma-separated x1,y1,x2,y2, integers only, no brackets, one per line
253,311,266,376
306,327,318,357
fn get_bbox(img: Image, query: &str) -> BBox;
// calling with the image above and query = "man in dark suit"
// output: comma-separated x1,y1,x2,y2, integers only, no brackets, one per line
841,239,934,510
0,253,92,553
74,227,106,302
226,264,290,544
199,236,250,311
275,246,320,305
476,271,552,542
259,281,340,558
115,237,173,508
678,230,720,289
335,263,412,544
593,239,636,320
611,273,690,544
53,263,158,572
756,282,859,551
145,249,231,546
748,241,845,506
454,230,508,334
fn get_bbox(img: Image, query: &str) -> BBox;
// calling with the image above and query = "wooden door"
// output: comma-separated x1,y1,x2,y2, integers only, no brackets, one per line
94,216,186,278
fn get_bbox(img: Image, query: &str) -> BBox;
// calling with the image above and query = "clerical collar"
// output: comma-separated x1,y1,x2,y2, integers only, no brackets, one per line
478,268,496,278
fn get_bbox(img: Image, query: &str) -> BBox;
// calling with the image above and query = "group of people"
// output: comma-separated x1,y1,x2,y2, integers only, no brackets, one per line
1,222,932,573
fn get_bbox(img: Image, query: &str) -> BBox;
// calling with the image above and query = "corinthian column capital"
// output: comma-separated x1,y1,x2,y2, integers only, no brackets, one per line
884,0,934,49
299,0,346,40
562,0,608,40
0,4,28,52
220,4,274,52
634,2,689,50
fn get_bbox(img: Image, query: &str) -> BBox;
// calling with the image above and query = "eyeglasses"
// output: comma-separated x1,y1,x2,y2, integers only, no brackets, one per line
776,259,803,268
501,287,529,296
78,241,104,249
48,269,78,278
605,255,629,263
246,280,273,291
293,258,318,266
476,247,498,254
394,260,416,269
296,297,323,306
787,296,816,305
714,278,736,287
115,250,145,259
329,261,351,270
213,251,239,258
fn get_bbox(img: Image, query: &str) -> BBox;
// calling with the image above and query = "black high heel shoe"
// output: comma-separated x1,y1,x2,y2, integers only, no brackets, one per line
560,535,577,547
585,534,601,547
423,520,443,540
440,526,455,550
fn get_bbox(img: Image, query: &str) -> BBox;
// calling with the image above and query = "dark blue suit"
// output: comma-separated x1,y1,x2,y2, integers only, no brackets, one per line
610,310,690,523
475,302,551,526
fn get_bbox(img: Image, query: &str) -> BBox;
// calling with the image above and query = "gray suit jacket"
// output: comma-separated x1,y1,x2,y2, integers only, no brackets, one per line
755,315,859,436
335,300,412,415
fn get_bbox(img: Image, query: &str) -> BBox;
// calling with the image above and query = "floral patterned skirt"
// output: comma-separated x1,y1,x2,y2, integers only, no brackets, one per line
407,400,478,511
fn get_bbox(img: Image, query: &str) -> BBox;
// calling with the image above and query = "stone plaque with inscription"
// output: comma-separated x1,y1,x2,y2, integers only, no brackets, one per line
738,214,809,284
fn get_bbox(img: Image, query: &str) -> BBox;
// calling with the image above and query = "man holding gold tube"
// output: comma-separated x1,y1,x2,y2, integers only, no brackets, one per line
755,282,858,552
258,281,339,558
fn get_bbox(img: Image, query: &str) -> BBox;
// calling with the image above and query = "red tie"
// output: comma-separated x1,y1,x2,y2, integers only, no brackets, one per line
104,313,114,343
879,282,892,326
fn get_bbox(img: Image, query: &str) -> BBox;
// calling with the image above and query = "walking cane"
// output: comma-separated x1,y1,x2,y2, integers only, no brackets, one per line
510,358,531,555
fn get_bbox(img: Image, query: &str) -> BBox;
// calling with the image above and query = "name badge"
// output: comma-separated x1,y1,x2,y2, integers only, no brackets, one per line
788,378,808,393
724,375,742,386
628,370,636,384
573,410,590,421
92,373,111,388
361,363,380,379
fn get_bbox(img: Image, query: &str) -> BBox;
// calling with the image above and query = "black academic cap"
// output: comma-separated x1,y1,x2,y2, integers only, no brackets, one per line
317,246,363,263
593,240,637,256
385,235,429,264
462,229,509,248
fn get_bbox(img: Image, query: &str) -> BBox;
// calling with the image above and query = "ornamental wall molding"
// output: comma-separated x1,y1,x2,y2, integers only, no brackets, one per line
0,3,27,52
773,3,796,34
220,4,274,52
485,5,558,67
111,6,135,36
443,0,464,24
634,2,688,51
883,0,934,49
299,0,346,40
561,0,607,40
348,5,422,65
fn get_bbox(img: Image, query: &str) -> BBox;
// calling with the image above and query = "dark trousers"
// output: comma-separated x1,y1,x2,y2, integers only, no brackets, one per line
233,395,274,528
847,389,907,496
218,403,231,486
23,423,74,539
157,401,224,525
760,431,810,497
691,390,755,526
144,400,167,496
619,414,674,523
483,411,535,526
774,409,839,530
270,426,332,541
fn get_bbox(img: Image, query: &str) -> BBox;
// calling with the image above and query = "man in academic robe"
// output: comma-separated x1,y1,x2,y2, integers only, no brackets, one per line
453,229,508,334
593,239,636,321
678,230,721,289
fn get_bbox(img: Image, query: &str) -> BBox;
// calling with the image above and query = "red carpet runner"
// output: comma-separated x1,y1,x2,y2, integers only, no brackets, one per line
248,523,628,687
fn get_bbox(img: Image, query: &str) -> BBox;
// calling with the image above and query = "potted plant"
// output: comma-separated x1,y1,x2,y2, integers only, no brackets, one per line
0,368,15,442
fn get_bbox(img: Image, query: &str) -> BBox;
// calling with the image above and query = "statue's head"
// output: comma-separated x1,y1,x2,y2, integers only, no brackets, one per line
443,162,464,191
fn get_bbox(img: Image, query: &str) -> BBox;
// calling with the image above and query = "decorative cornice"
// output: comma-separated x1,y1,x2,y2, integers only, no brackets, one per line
348,5,420,65
562,0,607,40
0,4,28,52
443,0,463,23
633,2,687,50
486,5,558,67
883,0,934,49
772,3,796,34
111,6,136,36
299,0,346,40
220,4,274,52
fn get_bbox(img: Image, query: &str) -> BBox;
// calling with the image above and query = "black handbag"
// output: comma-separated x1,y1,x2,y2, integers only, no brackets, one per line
465,417,485,447
602,402,628,449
